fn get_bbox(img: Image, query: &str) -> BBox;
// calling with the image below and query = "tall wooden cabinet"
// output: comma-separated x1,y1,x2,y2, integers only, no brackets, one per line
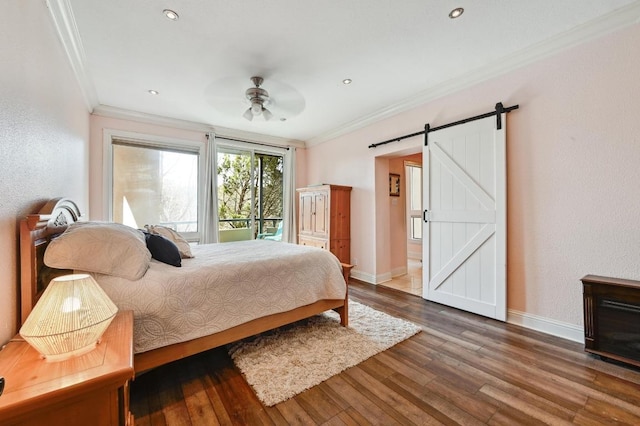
297,184,352,264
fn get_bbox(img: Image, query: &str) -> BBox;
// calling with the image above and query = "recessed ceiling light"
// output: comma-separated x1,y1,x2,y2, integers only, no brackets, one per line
449,7,464,19
148,89,159,95
163,9,179,21
342,78,353,85
280,117,287,122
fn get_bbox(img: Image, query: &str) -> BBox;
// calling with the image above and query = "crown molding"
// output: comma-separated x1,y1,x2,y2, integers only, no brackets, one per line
46,0,99,112
48,0,640,148
92,105,305,148
306,2,640,147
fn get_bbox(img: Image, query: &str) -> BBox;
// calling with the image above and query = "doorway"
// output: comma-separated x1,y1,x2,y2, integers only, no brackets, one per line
378,153,423,296
372,107,508,320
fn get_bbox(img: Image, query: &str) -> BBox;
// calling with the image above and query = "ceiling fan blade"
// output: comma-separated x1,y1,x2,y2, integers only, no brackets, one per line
242,108,253,121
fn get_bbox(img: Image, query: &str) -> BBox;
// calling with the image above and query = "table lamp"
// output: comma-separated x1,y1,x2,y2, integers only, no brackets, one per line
19,274,118,362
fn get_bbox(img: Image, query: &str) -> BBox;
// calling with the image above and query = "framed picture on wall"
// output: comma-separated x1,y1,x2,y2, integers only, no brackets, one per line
389,173,400,196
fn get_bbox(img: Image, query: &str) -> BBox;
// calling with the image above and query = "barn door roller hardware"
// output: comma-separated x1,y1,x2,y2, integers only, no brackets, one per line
368,102,519,149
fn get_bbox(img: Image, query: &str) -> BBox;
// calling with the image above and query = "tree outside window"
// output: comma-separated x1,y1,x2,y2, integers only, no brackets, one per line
217,152,283,237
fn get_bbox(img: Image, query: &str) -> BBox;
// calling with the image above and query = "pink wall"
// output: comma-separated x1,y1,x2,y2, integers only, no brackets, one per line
305,23,640,330
373,157,391,282
0,2,90,343
294,147,308,194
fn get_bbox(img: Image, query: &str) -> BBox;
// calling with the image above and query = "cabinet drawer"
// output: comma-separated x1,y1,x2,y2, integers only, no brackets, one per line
299,237,327,250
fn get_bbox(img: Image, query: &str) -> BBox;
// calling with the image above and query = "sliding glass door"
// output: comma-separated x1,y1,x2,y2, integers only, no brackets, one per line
216,144,284,242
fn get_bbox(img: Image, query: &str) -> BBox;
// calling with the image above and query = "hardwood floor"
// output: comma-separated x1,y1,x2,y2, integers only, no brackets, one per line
130,281,640,425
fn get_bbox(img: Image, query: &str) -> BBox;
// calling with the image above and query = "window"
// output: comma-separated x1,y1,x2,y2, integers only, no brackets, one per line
406,162,422,241
105,131,291,244
105,131,203,242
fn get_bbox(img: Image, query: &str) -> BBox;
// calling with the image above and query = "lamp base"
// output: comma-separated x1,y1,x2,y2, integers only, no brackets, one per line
43,341,98,362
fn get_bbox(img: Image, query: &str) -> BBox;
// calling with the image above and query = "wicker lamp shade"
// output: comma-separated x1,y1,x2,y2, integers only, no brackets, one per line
19,274,118,362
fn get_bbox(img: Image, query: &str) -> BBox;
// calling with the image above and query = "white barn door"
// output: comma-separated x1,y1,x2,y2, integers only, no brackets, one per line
422,114,506,321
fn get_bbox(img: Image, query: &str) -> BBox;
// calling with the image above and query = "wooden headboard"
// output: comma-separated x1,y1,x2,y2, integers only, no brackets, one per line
19,198,82,325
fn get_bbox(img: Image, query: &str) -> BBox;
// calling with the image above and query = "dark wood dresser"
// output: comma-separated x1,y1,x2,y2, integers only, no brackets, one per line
582,275,640,368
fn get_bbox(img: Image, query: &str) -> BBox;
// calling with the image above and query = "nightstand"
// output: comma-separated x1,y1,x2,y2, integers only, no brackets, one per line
0,311,134,426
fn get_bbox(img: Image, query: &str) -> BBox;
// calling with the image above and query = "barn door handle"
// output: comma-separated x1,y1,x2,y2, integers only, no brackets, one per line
423,210,429,222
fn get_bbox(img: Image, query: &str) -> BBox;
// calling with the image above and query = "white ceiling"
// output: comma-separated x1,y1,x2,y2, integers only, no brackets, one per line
51,0,639,145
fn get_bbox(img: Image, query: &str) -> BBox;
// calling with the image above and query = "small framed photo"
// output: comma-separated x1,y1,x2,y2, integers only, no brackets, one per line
389,173,400,197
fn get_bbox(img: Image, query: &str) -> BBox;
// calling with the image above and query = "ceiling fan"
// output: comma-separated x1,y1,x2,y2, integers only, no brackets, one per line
243,76,273,121
205,75,305,122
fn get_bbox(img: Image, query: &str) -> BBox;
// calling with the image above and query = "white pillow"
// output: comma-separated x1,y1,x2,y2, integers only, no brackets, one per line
145,225,194,258
44,221,151,280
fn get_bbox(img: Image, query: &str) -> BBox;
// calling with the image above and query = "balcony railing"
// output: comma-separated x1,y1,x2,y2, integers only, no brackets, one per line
160,218,282,241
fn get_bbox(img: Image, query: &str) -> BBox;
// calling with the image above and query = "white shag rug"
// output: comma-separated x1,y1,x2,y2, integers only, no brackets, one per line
227,300,422,406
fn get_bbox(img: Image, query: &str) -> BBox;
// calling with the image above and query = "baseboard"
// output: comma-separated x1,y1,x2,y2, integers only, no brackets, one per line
375,272,392,284
407,251,422,260
349,269,392,285
507,309,584,343
348,274,584,343
391,266,407,278
349,269,376,284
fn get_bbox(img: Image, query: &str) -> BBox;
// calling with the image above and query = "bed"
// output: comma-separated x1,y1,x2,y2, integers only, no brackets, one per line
19,198,350,373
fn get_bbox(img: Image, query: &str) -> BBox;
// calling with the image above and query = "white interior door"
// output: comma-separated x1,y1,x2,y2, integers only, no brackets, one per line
422,114,506,321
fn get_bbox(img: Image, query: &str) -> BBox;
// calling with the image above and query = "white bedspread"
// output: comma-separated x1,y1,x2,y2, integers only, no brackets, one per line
90,240,346,354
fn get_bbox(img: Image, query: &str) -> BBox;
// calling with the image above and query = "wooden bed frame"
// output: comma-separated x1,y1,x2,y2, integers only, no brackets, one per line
19,198,350,373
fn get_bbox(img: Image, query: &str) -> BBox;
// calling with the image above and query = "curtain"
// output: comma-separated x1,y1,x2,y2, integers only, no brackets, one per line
282,147,297,243
201,132,218,244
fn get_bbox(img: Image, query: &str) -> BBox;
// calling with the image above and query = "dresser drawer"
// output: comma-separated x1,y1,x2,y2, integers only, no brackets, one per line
298,236,327,250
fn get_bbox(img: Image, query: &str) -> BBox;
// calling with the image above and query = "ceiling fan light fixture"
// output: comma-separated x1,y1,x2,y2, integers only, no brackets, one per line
251,102,263,115
163,9,179,21
449,7,464,19
242,76,276,121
